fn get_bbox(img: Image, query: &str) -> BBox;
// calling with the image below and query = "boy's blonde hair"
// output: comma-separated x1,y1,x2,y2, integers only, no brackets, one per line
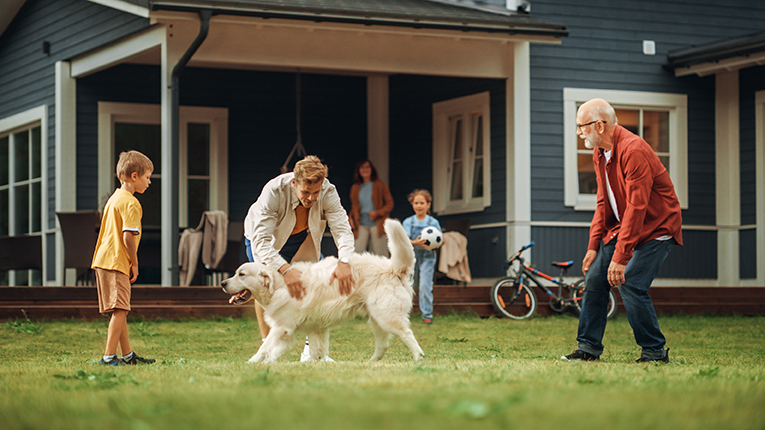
116,150,154,182
408,189,433,214
293,155,328,185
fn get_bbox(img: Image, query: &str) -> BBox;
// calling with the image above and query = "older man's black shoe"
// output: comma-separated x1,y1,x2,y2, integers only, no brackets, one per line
561,349,599,361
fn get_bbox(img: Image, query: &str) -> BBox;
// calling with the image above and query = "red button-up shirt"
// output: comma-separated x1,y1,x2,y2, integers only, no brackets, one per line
588,125,683,265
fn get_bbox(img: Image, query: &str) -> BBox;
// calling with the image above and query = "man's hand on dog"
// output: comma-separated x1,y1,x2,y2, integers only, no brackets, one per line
283,268,306,299
330,261,355,296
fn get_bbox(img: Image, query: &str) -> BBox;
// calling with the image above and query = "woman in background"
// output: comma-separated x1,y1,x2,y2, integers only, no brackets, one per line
349,159,394,257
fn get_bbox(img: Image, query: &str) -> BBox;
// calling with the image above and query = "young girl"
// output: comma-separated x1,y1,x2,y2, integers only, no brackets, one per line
403,189,442,324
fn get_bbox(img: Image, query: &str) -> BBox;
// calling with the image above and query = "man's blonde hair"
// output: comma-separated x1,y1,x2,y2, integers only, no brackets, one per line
293,155,328,185
116,150,154,182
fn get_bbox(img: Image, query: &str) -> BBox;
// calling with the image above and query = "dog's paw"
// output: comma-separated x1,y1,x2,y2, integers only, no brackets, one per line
247,354,265,364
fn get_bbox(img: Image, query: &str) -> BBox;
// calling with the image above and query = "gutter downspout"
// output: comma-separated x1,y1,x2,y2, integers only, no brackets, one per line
166,10,211,285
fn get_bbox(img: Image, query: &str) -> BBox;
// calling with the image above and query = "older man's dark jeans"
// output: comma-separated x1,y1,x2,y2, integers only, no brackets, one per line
576,237,674,359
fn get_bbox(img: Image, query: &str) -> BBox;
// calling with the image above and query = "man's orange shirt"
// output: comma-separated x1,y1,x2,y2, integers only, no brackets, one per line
291,204,308,235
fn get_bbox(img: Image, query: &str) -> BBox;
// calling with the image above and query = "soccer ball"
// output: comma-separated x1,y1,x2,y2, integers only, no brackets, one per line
419,227,443,251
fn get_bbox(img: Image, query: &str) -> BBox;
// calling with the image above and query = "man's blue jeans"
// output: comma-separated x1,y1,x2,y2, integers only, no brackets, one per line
576,238,674,359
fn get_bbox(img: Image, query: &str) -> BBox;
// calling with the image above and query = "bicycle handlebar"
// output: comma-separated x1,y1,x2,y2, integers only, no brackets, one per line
507,241,535,263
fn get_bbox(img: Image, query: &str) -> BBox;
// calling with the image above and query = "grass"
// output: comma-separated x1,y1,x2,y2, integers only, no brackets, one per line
1,312,763,430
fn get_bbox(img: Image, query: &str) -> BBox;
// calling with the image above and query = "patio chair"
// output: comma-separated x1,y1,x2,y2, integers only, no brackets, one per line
0,234,43,271
56,210,101,285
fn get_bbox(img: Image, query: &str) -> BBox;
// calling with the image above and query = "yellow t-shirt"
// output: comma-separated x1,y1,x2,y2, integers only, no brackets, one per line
91,188,143,276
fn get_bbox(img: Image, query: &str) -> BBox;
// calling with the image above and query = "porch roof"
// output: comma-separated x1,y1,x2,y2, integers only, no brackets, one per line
144,0,568,38
666,30,765,77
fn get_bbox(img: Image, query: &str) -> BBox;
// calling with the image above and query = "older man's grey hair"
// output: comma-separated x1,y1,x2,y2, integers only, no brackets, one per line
589,102,618,126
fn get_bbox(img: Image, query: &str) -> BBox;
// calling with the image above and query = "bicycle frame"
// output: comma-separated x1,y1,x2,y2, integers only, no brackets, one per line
506,242,580,308
493,242,616,320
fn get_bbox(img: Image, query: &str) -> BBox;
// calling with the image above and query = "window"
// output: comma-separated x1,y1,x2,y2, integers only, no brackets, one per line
0,121,44,286
564,88,688,210
99,103,227,284
433,92,491,214
98,103,228,228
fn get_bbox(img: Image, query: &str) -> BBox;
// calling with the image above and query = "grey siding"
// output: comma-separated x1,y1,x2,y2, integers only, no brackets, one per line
740,229,756,280
528,0,764,278
467,227,506,278
530,226,590,276
0,0,149,279
528,0,764,225
530,227,716,280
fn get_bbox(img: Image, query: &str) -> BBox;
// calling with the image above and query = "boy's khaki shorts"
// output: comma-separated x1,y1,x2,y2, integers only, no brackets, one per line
95,268,131,314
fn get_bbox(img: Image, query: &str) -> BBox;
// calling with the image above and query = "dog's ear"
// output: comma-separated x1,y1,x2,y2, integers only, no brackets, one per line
261,270,274,294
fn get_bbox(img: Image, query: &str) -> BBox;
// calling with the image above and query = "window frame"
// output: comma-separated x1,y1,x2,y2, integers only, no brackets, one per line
0,105,48,286
563,88,688,211
432,91,492,215
98,102,228,227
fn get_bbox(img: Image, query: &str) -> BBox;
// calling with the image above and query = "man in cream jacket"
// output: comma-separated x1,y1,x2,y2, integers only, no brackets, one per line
244,156,355,359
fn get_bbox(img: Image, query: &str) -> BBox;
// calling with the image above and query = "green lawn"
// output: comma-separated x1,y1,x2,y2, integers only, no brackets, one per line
1,313,763,430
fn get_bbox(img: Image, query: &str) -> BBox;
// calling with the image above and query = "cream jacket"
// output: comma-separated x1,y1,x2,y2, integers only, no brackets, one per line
244,173,355,271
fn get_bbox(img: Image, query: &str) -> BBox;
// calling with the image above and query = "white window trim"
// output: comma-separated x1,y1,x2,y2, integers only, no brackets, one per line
98,102,228,226
432,91,491,215
0,105,49,285
563,88,688,211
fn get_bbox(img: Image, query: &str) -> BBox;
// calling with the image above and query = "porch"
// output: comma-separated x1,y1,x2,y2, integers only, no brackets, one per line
1,281,762,320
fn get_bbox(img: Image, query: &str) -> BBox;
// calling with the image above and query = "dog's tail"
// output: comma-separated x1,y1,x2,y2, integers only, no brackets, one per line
385,218,415,278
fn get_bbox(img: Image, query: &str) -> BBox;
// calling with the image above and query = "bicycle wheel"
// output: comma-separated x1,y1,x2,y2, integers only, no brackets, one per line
571,279,617,320
490,276,537,320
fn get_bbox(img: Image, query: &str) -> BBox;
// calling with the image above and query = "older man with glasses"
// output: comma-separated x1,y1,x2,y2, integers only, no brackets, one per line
562,98,683,363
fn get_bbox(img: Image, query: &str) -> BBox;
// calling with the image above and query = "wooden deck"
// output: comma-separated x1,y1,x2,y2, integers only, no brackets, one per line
1,284,763,320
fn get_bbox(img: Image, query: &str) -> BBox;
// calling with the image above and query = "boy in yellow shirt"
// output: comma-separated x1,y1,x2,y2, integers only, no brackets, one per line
91,150,156,366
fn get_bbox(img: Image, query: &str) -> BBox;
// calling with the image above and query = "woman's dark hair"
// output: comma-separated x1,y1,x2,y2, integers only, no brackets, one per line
353,159,379,184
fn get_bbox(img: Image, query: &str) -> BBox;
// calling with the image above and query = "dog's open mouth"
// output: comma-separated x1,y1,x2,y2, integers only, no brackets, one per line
228,290,252,305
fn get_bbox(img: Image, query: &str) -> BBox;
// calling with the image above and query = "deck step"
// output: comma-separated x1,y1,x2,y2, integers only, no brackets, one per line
0,286,762,319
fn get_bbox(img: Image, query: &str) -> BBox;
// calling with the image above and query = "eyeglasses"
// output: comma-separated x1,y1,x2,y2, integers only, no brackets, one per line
576,120,605,131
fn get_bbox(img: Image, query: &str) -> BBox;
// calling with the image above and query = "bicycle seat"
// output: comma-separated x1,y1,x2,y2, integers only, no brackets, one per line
551,260,574,269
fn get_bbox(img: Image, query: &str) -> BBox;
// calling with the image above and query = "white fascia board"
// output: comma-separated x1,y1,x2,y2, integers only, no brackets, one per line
70,25,165,78
673,51,765,77
88,0,149,18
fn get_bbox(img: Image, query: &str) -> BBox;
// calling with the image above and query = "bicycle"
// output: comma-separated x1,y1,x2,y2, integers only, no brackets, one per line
490,242,617,320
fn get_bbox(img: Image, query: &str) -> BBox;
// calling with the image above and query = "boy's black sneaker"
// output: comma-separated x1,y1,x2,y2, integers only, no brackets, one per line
99,355,124,366
561,349,599,361
122,351,156,365
636,348,670,363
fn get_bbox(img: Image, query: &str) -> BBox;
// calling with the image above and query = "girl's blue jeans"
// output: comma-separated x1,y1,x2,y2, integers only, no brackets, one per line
576,238,674,359
413,248,437,319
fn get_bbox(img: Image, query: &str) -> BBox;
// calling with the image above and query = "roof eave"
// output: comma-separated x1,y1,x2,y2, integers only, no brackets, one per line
149,2,568,38
665,31,765,76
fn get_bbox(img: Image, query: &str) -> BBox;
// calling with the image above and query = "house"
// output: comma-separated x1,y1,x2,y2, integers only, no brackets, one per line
0,0,762,290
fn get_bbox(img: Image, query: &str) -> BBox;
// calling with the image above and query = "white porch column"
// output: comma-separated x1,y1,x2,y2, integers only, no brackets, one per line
367,75,389,184
505,41,532,261
715,70,740,286
755,90,765,284
55,61,77,286
160,32,183,286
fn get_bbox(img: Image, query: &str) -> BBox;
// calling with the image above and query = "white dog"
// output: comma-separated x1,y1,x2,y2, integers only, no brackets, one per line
221,218,425,363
